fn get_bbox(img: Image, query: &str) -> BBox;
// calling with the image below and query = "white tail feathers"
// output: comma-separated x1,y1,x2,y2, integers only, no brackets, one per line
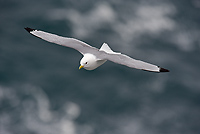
100,43,121,54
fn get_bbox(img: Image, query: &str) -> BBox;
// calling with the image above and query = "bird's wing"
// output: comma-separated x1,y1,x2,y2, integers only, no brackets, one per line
24,27,98,55
25,27,169,72
99,53,169,72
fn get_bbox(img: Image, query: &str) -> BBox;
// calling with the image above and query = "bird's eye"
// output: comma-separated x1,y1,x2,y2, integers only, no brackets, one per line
85,62,88,64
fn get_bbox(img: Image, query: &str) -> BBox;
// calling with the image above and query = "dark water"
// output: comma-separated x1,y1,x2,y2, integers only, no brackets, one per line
1,0,200,134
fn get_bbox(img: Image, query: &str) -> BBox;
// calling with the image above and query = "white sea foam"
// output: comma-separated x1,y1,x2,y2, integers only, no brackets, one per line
48,2,116,38
113,3,176,43
0,85,93,134
169,29,200,51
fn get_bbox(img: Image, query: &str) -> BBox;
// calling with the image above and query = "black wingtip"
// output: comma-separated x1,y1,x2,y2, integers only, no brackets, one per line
24,27,35,33
159,67,170,72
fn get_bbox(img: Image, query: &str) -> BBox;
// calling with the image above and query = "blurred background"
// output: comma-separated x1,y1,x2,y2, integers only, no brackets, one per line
0,0,200,134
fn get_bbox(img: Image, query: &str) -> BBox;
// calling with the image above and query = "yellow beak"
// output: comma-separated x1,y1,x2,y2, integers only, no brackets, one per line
79,65,84,69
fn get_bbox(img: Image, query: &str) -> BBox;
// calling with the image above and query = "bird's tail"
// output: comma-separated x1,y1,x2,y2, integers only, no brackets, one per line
99,43,121,54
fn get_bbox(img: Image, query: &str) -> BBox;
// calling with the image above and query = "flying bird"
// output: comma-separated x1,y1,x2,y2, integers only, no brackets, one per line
24,27,169,73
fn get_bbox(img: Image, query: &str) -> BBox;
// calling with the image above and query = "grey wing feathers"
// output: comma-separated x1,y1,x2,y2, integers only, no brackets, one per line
102,53,169,72
24,27,98,55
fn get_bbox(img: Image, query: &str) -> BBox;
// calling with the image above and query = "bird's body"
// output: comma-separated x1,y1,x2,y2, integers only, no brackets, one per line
25,27,169,73
80,53,107,70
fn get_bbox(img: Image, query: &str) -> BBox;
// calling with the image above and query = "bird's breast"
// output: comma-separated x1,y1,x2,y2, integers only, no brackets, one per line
84,60,107,70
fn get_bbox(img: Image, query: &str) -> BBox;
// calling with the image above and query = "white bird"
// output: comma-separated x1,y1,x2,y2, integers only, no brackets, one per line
25,27,169,73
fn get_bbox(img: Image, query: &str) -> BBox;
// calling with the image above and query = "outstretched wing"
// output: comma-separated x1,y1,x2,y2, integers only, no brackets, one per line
25,27,169,72
99,52,169,72
24,27,98,55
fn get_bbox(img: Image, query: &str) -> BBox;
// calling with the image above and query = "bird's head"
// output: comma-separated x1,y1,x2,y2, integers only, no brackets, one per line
79,53,97,70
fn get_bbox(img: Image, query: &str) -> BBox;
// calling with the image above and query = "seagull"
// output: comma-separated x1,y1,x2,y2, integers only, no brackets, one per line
24,27,169,73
